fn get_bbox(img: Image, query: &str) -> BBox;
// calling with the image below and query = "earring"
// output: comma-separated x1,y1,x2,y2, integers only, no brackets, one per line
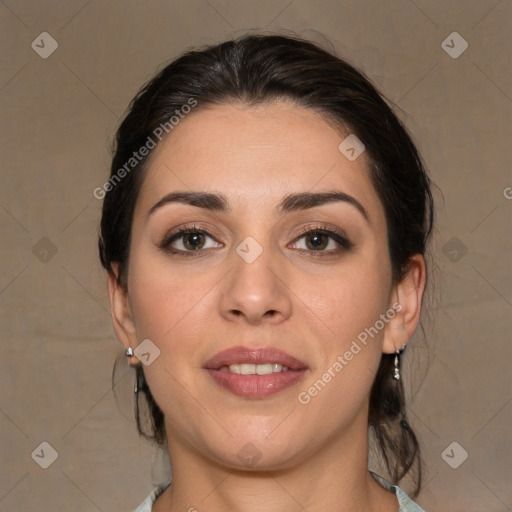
393,344,409,429
393,343,406,380
126,348,139,394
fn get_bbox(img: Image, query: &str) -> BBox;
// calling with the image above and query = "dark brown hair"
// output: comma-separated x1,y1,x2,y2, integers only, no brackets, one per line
100,33,434,497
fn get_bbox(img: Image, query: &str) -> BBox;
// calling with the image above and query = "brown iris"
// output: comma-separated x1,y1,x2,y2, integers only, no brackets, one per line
305,232,329,250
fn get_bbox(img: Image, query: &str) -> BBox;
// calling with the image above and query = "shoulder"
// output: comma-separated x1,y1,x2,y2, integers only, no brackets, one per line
394,486,427,512
132,486,166,512
370,471,427,512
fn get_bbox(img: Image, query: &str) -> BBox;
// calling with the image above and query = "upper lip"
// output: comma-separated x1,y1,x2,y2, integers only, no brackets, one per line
203,346,308,371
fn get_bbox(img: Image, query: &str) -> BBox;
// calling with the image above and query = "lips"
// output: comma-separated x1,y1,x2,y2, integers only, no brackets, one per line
203,346,308,371
203,346,308,399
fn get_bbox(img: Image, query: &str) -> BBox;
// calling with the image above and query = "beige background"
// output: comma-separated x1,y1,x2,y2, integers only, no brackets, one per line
1,1,511,510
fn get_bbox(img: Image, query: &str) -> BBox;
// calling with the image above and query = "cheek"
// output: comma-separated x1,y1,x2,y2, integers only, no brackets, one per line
126,257,218,418
303,256,392,346
296,255,391,405
127,252,214,345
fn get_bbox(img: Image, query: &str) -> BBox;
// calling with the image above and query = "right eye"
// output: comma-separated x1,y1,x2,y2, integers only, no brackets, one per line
159,226,223,256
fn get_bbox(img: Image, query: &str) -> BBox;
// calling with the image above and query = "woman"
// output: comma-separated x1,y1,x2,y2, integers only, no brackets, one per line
99,34,433,512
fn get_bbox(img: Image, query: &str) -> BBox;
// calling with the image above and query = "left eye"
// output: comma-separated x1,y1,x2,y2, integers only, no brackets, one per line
290,229,352,253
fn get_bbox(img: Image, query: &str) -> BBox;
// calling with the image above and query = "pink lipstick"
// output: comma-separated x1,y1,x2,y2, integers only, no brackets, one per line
203,346,308,399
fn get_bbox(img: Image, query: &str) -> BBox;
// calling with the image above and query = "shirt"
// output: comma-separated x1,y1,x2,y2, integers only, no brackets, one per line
132,472,426,512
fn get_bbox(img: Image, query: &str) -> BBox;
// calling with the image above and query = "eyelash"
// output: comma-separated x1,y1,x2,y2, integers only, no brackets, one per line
158,223,353,258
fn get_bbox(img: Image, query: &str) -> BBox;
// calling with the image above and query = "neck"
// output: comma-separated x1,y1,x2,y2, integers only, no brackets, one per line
153,416,397,512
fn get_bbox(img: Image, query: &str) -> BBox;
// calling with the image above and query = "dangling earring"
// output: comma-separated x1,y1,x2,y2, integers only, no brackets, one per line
392,344,410,429
126,348,140,395
393,343,406,380
133,363,143,397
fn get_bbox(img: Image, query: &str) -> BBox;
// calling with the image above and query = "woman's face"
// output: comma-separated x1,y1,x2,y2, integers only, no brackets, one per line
119,101,401,469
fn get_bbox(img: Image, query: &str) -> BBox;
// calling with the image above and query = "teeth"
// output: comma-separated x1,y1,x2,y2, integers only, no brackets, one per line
256,364,273,375
227,363,289,374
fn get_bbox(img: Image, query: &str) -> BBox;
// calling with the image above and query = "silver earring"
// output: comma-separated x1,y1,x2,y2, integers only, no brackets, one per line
126,348,140,395
393,344,406,380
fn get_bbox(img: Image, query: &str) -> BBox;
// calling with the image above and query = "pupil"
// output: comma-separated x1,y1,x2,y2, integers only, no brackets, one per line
307,233,327,250
185,233,203,250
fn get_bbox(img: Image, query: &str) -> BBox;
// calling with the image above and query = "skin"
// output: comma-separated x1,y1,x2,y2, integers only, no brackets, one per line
109,101,426,512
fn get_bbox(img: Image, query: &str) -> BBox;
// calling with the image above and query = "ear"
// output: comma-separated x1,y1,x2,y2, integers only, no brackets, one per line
108,263,140,365
382,254,427,354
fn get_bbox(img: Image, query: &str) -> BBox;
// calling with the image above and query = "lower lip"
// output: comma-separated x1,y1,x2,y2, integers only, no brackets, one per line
205,368,307,398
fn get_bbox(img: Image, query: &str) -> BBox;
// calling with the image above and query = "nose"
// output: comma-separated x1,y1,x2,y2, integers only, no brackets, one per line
218,245,293,325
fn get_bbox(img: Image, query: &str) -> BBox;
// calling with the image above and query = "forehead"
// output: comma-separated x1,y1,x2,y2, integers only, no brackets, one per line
135,101,384,222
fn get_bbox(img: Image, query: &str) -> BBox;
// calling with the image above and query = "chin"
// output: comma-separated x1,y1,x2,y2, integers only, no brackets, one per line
200,425,311,472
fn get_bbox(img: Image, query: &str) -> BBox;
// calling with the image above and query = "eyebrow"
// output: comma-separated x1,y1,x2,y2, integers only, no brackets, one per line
147,190,369,222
